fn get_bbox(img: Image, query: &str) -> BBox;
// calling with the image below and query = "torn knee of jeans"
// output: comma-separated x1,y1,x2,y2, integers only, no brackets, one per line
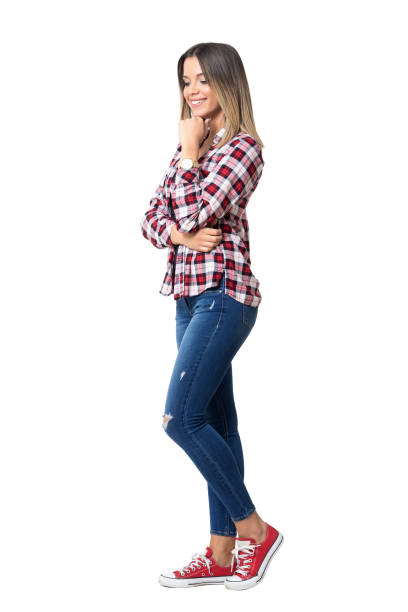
162,412,173,430
179,370,186,380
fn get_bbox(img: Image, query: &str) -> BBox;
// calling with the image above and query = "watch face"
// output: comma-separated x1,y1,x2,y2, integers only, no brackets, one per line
181,158,193,170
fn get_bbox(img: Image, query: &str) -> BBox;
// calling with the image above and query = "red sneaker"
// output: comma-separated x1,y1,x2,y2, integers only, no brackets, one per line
225,522,284,590
159,546,237,588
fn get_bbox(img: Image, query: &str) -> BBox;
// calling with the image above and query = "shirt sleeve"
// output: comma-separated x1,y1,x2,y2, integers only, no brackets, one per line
140,170,175,249
170,137,264,234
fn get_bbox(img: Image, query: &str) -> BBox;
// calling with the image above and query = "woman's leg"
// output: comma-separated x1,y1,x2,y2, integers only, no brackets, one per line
205,365,243,564
207,365,244,537
177,306,244,539
163,277,259,526
206,365,243,539
174,291,242,564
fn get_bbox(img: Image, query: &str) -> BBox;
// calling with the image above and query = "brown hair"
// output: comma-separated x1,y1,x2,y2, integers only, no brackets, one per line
177,42,264,149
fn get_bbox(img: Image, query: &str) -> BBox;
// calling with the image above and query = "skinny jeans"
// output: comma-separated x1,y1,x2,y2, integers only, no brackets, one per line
163,272,258,536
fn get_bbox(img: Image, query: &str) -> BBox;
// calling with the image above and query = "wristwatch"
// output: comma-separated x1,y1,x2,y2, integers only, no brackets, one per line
177,157,199,170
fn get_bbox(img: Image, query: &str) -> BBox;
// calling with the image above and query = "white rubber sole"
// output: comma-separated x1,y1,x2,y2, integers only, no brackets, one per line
224,532,284,591
158,573,228,588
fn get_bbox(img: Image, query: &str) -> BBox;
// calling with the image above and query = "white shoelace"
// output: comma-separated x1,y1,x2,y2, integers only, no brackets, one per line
230,543,261,576
178,551,212,576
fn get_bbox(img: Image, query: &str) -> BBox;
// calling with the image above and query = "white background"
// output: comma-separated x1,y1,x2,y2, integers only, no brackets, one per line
1,1,407,610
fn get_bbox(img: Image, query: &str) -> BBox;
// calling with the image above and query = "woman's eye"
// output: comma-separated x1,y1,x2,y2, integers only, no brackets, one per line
183,81,207,87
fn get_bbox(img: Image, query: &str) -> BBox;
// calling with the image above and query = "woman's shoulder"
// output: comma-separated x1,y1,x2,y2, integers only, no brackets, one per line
215,133,263,172
235,131,261,147
220,131,262,155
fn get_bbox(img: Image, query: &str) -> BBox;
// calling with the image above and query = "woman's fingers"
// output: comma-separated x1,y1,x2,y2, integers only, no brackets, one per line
186,226,222,252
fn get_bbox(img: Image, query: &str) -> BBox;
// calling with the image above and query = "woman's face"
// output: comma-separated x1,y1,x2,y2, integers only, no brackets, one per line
182,56,222,121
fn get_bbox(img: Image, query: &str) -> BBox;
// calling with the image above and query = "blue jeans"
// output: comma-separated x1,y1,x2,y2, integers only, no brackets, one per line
163,272,258,536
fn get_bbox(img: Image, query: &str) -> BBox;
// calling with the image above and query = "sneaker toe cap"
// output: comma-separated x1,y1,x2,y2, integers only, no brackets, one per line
160,571,176,578
226,574,243,582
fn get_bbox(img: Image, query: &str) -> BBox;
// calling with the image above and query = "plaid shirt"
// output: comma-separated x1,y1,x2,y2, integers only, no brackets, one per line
140,126,264,307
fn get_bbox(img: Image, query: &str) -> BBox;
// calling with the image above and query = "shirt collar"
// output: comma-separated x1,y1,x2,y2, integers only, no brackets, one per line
213,126,226,142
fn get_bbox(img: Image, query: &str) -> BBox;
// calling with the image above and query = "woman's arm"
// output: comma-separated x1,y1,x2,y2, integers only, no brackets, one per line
140,169,178,250
170,137,264,234
139,168,222,252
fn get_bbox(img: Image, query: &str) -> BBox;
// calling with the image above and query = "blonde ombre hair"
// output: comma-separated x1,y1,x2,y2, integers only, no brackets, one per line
177,42,264,150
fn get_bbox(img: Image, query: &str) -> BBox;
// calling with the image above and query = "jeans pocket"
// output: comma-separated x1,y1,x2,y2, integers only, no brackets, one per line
242,303,258,329
203,287,223,294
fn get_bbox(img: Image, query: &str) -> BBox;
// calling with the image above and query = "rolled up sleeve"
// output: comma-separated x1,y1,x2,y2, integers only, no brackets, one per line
140,171,175,249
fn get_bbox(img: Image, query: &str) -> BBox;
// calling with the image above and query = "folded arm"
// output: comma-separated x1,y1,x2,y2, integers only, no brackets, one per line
170,137,264,234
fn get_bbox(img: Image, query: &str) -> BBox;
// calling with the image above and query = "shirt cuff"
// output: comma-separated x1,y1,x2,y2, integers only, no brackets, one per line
175,166,200,185
161,221,176,247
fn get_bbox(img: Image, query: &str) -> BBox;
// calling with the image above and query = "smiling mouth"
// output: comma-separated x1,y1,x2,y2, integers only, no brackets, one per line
191,99,207,106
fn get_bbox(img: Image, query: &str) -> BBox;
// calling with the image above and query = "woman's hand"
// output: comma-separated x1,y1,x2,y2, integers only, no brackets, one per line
171,224,222,253
179,116,211,149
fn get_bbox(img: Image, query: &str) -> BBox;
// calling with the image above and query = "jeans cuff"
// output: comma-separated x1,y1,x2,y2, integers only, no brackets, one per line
210,529,237,537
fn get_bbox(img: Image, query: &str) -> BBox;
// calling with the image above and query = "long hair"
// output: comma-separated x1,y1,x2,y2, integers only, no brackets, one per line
177,42,264,149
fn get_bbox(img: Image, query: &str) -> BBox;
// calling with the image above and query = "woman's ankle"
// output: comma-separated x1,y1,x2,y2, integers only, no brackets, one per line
211,550,234,567
234,512,268,542
209,534,235,562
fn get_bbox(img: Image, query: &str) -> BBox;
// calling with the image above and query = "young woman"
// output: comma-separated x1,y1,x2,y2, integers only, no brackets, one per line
140,42,283,591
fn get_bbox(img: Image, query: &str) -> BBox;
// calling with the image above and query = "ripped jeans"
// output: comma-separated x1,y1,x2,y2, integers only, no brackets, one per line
162,272,258,536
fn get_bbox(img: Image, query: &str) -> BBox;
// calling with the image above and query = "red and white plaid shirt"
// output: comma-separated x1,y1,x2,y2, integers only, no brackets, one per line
140,126,264,307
